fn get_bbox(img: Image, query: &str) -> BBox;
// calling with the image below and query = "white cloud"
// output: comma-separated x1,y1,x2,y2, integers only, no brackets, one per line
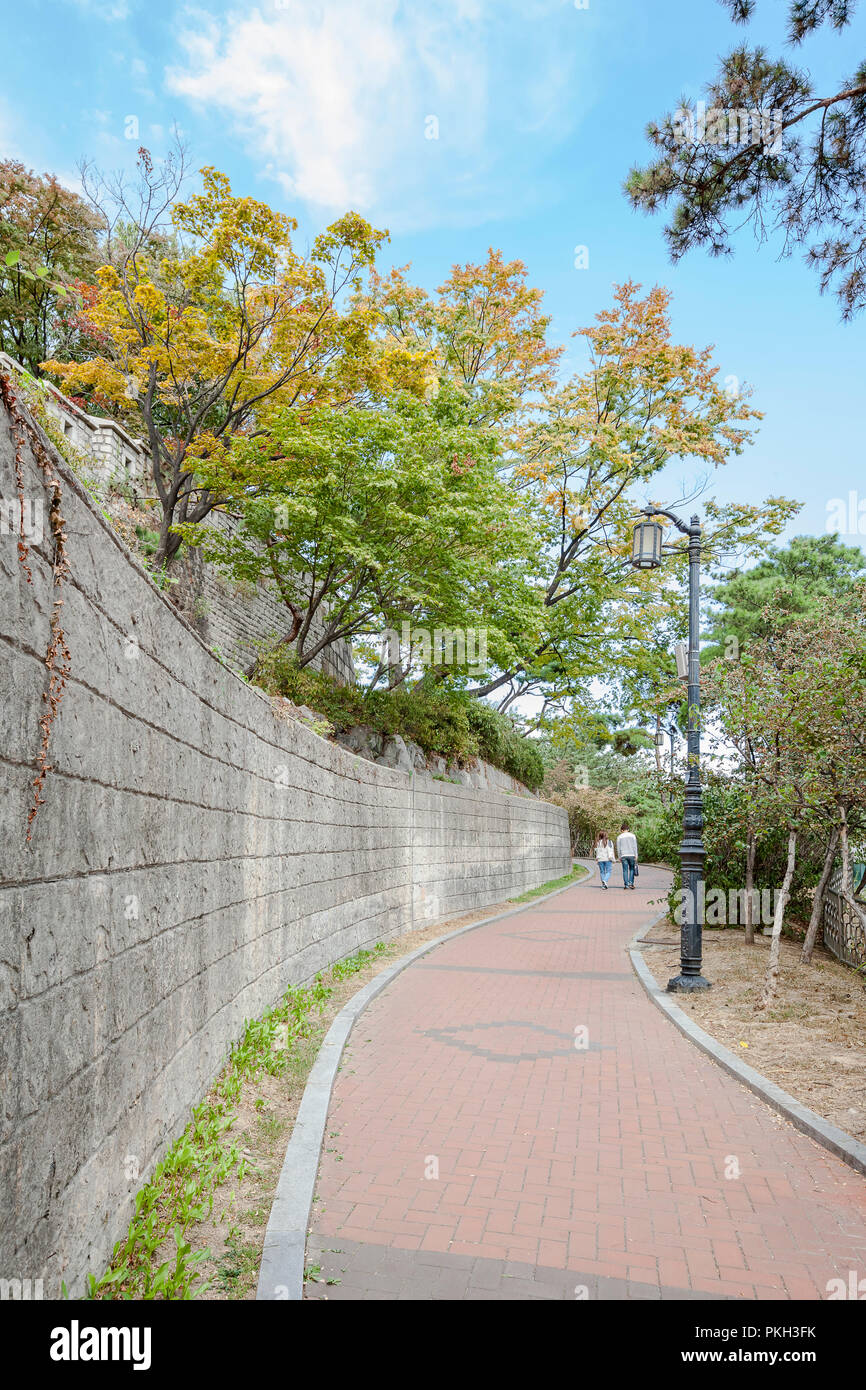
165,0,585,226
168,2,468,210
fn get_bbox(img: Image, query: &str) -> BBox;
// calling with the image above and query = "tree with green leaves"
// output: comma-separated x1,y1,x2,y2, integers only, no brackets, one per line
703,532,866,662
701,534,864,939
626,0,866,318
0,160,102,374
175,387,541,682
708,582,866,1002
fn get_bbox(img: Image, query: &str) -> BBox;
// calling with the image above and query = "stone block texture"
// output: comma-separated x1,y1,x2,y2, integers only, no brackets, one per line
0,398,570,1295
179,510,356,686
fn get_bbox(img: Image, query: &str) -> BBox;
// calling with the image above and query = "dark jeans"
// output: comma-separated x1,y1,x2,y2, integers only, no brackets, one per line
621,856,636,887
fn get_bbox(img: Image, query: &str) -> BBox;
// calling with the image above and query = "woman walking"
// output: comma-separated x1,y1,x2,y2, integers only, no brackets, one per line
594,831,615,889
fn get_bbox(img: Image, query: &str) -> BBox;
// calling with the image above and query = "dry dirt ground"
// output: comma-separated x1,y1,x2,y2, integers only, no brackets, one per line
187,892,568,1300
638,919,866,1146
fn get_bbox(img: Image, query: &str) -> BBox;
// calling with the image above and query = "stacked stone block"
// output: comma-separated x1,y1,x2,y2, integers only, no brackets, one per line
0,402,570,1294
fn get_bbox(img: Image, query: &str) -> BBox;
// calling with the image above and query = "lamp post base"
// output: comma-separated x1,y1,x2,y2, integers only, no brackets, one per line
666,974,712,993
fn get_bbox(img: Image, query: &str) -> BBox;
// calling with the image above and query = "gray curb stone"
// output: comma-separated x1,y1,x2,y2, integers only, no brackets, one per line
629,917,866,1180
256,865,591,1301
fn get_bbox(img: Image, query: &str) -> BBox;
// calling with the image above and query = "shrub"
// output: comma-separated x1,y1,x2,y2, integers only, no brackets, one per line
540,764,634,853
254,651,544,790
651,782,828,924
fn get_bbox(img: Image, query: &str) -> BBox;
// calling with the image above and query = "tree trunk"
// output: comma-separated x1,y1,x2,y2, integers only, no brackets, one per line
757,828,797,1012
801,827,839,964
154,517,183,570
744,828,756,945
243,614,303,681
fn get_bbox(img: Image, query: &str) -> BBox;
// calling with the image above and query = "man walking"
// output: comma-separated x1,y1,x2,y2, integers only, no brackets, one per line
616,822,638,889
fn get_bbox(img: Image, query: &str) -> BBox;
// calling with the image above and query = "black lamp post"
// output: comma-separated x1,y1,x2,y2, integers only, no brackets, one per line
632,507,711,992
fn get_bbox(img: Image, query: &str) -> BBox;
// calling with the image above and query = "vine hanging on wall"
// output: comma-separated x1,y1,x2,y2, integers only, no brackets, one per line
1,371,72,842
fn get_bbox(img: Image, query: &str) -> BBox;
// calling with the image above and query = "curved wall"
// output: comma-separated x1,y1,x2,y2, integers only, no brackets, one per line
0,396,570,1293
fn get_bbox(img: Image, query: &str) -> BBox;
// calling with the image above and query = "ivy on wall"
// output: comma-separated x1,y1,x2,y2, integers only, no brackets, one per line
1,371,72,840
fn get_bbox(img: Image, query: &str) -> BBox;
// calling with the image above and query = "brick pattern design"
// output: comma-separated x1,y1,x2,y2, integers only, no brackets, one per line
306,865,866,1300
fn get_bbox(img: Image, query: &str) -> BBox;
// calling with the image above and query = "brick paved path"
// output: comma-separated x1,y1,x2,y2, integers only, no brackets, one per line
305,864,866,1300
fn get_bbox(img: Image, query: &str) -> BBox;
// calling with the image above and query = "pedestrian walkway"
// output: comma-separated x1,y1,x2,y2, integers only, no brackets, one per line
305,864,866,1299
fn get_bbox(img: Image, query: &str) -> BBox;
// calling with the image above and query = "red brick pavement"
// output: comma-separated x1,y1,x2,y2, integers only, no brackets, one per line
305,864,866,1300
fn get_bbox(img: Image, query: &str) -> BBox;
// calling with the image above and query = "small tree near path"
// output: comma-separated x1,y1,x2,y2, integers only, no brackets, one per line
711,583,866,1008
758,825,799,1012
801,825,840,964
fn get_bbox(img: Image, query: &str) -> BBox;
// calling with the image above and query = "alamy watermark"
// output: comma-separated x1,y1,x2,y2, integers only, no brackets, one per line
826,491,866,537
672,100,783,155
674,885,783,926
0,1276,43,1300
50,1321,152,1370
382,621,487,676
826,1270,866,1299
0,498,44,543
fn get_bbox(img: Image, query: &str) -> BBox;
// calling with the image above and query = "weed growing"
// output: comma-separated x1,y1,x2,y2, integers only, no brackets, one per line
87,946,385,1300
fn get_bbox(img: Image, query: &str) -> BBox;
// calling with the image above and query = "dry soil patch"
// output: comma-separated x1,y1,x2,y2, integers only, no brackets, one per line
639,921,866,1144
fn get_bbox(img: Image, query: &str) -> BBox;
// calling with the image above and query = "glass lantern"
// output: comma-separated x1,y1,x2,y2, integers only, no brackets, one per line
631,516,663,569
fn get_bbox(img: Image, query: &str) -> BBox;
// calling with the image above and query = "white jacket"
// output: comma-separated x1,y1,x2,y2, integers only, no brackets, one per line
594,840,615,862
616,831,638,859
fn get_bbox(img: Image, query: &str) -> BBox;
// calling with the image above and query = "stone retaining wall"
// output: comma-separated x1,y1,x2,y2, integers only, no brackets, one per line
0,398,570,1294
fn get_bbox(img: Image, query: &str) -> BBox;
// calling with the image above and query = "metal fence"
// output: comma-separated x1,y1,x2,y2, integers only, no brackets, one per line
822,866,866,969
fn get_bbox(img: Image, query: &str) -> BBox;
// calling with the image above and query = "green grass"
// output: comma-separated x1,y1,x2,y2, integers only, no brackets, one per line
215,1228,260,1298
87,944,386,1301
508,863,588,904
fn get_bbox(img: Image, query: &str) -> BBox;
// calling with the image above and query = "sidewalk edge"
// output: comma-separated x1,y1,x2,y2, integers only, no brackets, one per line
628,922,866,1180
256,865,591,1301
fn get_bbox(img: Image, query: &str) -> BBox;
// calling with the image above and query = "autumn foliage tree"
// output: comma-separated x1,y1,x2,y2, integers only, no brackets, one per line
0,159,102,374
359,270,797,716
43,158,400,568
541,761,634,854
24,154,802,740
475,281,797,710
357,248,562,441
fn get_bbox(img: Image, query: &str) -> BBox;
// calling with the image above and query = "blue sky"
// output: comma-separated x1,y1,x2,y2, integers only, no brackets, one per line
2,0,864,559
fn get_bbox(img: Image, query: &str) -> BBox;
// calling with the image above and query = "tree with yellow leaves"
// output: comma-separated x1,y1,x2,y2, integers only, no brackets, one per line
461,280,798,711
43,153,405,568
357,247,562,441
